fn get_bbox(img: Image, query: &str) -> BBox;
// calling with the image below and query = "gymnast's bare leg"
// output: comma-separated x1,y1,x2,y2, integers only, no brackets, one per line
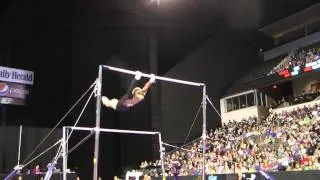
101,96,118,110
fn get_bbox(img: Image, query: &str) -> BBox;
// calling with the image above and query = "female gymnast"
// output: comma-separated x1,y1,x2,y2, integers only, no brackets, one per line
102,71,155,111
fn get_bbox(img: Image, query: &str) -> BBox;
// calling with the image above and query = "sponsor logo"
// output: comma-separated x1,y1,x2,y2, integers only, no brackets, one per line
0,81,30,99
0,83,9,96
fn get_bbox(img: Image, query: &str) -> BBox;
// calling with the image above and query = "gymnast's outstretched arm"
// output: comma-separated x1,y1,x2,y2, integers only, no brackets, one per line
102,71,143,110
140,74,156,96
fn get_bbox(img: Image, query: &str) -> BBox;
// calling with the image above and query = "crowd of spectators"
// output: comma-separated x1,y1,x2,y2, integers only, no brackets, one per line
126,46,320,179
267,47,320,76
137,103,320,177
292,90,320,105
271,89,320,108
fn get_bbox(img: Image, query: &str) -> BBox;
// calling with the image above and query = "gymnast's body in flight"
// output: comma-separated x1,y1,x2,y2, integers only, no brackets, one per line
102,71,155,111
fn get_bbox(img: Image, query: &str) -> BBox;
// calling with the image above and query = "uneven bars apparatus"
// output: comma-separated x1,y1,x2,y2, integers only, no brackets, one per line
62,126,164,180
92,65,207,180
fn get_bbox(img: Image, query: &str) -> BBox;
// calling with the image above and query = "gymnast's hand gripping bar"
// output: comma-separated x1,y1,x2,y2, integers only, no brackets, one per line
103,65,205,87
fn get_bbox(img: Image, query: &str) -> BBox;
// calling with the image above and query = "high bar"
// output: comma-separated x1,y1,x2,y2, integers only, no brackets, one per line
65,126,159,135
102,65,205,87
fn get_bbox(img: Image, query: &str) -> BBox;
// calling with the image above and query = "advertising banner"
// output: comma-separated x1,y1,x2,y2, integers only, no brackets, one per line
0,66,34,85
0,80,32,105
0,81,30,99
0,66,34,105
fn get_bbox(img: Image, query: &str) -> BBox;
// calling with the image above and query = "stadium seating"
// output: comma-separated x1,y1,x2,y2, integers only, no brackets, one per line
137,103,320,177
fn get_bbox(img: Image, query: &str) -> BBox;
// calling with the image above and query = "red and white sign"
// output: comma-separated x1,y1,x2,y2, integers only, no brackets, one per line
0,81,30,99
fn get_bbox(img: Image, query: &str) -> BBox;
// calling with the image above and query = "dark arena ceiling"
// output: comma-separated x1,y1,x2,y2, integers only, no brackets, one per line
0,0,319,74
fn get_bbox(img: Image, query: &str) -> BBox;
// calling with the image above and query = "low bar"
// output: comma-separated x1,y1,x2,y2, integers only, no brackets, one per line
66,126,160,135
103,65,204,87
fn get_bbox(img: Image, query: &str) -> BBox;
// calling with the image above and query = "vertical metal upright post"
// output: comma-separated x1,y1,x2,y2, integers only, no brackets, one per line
17,125,22,167
66,128,69,173
62,126,67,180
201,85,206,180
93,65,102,180
158,133,165,178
